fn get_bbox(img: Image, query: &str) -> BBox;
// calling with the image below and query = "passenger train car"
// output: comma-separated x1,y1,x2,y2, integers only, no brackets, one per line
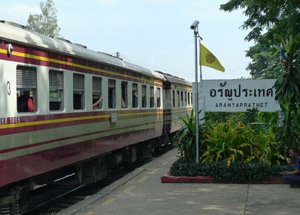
0,20,192,214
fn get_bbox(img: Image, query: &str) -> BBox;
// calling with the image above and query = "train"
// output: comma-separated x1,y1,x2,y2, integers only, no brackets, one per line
0,20,192,214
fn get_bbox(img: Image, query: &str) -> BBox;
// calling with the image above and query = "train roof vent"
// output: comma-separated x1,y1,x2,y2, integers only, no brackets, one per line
0,20,27,29
98,51,123,60
155,70,184,80
74,43,87,49
55,37,72,44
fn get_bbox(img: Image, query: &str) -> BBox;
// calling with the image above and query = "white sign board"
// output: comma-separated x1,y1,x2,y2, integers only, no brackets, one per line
199,79,280,112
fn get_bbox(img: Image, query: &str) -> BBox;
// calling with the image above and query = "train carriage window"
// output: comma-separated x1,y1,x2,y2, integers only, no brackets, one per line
16,66,37,113
132,83,138,108
156,87,161,108
108,79,116,109
150,86,154,108
73,74,85,110
142,85,147,108
172,90,176,108
49,70,64,111
177,91,180,107
121,81,128,108
181,91,184,106
92,77,102,110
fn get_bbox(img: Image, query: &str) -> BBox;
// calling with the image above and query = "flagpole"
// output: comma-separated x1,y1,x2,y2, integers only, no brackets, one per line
199,38,203,82
198,35,205,163
190,20,200,163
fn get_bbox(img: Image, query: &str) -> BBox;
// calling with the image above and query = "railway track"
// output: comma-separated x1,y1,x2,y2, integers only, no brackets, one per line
25,146,172,215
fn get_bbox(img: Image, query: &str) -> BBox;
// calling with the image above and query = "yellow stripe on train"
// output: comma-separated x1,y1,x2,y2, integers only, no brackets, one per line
0,111,165,129
0,48,162,86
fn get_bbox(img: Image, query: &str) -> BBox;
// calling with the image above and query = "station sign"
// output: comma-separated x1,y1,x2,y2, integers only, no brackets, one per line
198,79,280,112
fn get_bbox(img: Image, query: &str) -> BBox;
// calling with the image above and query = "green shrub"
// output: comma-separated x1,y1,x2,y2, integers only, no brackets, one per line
201,117,287,165
169,158,211,177
201,118,251,165
173,111,204,161
173,111,288,164
169,159,291,183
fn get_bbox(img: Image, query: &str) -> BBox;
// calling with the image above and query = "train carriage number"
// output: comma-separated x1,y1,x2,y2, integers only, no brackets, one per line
0,117,21,125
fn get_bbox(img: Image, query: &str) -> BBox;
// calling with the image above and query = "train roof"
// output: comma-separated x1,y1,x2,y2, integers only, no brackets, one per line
155,71,192,87
0,20,165,81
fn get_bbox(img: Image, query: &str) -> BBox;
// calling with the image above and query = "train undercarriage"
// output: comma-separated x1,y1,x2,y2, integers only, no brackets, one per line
0,137,167,215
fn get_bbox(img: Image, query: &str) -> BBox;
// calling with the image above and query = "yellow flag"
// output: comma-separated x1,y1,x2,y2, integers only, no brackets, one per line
200,43,225,72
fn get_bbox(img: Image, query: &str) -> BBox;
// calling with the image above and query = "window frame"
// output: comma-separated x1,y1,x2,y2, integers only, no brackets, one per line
177,90,180,107
141,84,147,108
121,81,128,109
172,90,176,108
73,73,85,110
108,79,116,109
150,86,155,108
132,83,139,108
16,65,38,113
92,76,103,110
49,70,64,111
156,87,161,108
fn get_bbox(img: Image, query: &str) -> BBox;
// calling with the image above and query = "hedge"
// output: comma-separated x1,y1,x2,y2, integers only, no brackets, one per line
169,158,291,183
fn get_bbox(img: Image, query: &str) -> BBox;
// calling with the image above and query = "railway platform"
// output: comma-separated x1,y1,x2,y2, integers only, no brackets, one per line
58,149,300,215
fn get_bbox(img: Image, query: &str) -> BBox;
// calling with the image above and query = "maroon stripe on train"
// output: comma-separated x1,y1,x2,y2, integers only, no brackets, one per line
0,118,105,135
0,43,163,85
0,124,152,154
13,109,162,122
0,127,162,187
0,110,164,135
2,109,162,123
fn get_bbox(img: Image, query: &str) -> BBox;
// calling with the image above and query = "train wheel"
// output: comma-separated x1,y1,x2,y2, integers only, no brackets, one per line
0,188,20,215
76,156,107,184
137,141,154,162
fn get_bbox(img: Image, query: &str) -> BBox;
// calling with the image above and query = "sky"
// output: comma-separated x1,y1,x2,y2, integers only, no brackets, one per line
1,0,254,82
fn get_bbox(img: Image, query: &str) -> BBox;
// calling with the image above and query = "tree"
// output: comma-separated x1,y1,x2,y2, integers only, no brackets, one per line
27,0,60,37
273,36,300,150
220,0,300,42
220,1,300,151
246,41,276,79
220,0,300,78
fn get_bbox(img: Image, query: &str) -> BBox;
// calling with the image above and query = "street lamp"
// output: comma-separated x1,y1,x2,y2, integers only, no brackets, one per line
190,20,200,163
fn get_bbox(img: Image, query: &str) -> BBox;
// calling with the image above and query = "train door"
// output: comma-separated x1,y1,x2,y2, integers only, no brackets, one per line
162,81,172,143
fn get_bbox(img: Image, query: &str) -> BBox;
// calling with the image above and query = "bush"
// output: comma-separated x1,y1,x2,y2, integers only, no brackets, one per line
173,111,288,165
173,111,204,161
201,117,287,165
169,159,291,183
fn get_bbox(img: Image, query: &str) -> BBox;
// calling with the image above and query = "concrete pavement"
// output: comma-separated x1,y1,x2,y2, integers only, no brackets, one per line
59,149,300,215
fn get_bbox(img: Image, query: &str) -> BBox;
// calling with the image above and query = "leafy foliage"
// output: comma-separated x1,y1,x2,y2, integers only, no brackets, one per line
220,0,300,154
201,118,248,165
220,1,300,42
273,36,300,150
220,1,300,83
173,112,287,164
201,117,286,165
172,112,290,182
274,37,300,108
173,111,203,161
169,158,291,183
27,0,60,37
245,38,282,79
